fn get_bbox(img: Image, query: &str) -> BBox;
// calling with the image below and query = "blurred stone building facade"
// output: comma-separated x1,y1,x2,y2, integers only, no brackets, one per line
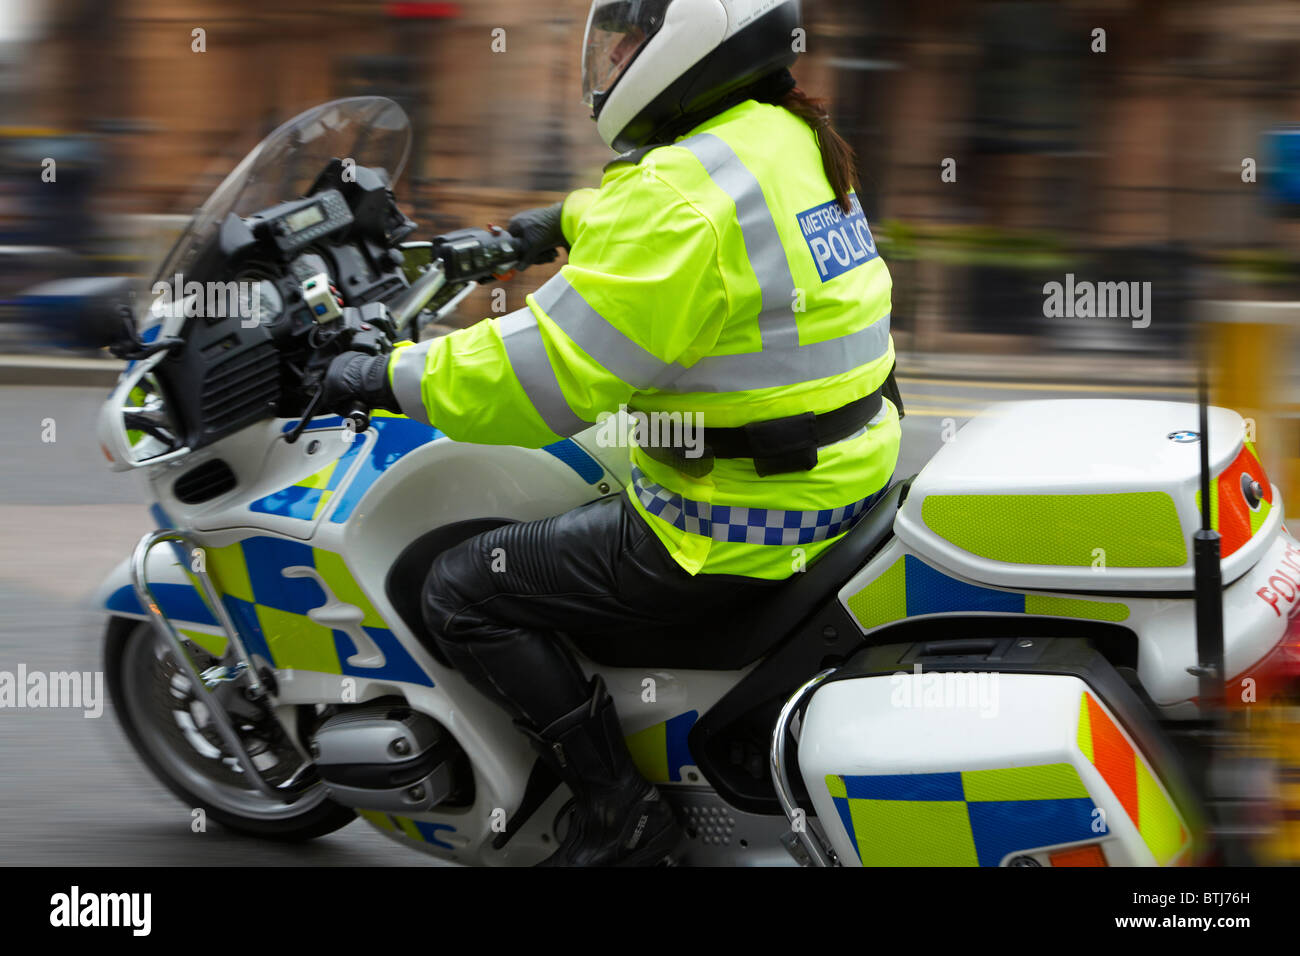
22,0,1300,343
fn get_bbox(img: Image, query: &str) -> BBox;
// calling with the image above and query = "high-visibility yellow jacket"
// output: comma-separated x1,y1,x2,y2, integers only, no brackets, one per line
389,99,900,579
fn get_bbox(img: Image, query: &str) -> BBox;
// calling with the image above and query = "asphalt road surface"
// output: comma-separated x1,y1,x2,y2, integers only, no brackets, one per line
0,378,1193,865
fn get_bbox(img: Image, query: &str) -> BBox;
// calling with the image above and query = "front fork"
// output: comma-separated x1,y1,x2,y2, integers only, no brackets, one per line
131,528,319,803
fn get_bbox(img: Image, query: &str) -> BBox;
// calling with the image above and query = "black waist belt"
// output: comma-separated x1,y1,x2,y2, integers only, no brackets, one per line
639,386,885,478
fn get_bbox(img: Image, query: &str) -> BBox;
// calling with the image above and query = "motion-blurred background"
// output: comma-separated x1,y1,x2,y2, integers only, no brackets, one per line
4,1,1300,481
3,0,1298,316
4,2,1300,321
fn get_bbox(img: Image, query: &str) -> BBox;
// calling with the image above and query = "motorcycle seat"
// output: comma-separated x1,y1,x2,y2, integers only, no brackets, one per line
565,477,910,670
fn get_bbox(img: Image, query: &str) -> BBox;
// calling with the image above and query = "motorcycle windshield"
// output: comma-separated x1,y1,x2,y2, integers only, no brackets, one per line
154,97,411,284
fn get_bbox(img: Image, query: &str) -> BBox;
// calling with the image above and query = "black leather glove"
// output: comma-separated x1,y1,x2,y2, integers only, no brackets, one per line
507,201,567,269
320,351,400,417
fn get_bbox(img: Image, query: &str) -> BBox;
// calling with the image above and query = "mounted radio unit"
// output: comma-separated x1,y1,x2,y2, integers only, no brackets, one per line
249,190,354,257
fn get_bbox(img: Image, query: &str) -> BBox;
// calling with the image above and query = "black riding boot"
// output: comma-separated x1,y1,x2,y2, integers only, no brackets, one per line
518,677,682,867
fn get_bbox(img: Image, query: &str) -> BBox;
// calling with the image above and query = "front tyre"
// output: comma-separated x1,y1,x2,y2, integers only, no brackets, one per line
105,616,356,841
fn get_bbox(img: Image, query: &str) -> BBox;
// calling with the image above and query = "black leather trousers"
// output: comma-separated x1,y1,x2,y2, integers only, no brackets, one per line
420,494,777,728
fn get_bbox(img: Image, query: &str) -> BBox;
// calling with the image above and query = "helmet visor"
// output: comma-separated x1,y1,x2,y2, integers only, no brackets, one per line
581,0,673,109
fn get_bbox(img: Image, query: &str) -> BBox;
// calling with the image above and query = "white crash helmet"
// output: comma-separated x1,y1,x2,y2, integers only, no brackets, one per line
582,0,802,153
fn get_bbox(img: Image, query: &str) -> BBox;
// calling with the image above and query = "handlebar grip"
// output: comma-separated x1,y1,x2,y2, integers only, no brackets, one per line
431,226,523,282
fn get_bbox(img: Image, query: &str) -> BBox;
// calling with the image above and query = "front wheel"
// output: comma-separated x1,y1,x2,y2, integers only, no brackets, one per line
105,616,356,841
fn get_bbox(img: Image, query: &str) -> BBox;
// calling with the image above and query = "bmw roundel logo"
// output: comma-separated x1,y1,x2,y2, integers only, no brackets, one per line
1167,430,1200,443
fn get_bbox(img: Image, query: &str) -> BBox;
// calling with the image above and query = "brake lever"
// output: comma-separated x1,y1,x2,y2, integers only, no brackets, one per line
284,385,324,445
110,335,182,361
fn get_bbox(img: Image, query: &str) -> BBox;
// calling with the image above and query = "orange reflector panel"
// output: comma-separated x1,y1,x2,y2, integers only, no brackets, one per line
1049,844,1107,867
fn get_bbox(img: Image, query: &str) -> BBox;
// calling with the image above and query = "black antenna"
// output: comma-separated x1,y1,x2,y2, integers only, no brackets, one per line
1190,357,1225,712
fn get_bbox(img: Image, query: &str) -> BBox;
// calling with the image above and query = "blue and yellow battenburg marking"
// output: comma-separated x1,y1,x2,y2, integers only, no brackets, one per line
625,711,698,783
250,413,438,522
357,809,456,849
320,416,606,521
108,535,433,685
108,417,609,680
250,430,366,521
250,412,604,523
846,553,1130,629
827,763,1101,866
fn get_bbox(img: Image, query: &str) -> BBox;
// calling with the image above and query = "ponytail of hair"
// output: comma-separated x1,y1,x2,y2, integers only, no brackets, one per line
778,87,859,214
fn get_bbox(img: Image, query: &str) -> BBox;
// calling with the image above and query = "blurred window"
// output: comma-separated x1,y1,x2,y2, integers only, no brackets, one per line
972,1,1080,156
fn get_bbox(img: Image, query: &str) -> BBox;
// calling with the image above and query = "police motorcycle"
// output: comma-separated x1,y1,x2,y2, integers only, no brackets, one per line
84,97,1297,866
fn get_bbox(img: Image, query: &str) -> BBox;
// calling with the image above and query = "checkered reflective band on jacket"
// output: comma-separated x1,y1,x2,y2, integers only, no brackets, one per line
631,466,882,546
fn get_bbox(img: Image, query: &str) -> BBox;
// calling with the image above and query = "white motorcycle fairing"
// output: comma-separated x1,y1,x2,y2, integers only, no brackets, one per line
95,410,792,864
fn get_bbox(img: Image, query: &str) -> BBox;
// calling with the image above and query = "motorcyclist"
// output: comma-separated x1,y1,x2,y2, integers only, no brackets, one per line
322,0,901,866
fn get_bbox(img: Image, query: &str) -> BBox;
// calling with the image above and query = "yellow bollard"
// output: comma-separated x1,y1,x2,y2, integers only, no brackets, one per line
1201,302,1300,517
1203,302,1300,864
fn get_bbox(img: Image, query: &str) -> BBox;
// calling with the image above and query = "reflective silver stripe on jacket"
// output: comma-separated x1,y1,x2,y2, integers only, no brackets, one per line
531,269,891,395
497,307,588,436
529,133,890,394
532,278,677,390
677,133,800,354
388,310,589,436
389,338,435,424
671,317,890,393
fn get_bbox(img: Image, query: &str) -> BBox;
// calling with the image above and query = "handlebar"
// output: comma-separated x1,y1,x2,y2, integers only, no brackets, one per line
389,226,524,336
285,226,527,443
431,226,522,283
